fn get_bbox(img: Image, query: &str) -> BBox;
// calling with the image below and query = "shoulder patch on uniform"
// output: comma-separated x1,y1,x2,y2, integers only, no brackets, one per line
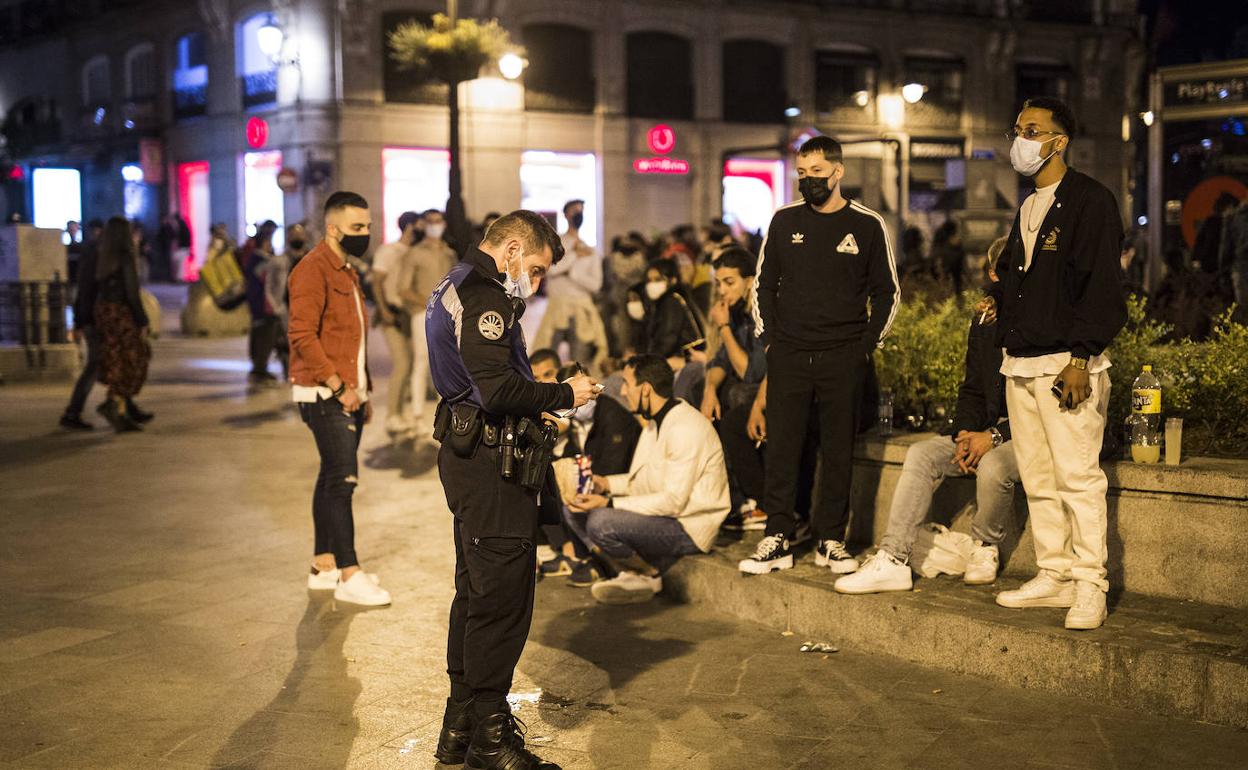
837,233,859,254
477,310,505,340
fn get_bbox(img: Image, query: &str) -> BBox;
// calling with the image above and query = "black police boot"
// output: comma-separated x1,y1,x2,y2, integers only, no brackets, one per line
464,712,561,770
434,697,474,765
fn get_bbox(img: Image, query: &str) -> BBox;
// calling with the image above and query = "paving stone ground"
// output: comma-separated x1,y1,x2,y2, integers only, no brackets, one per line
2,327,1246,769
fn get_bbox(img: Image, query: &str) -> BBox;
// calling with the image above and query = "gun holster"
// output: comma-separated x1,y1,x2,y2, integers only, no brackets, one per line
432,399,452,442
514,417,558,491
446,403,484,459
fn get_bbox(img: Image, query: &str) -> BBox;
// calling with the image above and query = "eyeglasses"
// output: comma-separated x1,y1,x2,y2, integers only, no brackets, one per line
1006,127,1064,141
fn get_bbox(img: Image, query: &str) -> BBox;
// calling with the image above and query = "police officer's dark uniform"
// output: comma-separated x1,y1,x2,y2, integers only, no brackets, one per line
427,240,570,770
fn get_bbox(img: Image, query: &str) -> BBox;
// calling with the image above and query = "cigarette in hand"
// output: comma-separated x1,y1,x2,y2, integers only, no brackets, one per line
979,310,988,324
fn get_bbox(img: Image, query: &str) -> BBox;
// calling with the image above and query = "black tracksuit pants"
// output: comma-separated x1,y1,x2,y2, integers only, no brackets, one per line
763,342,865,542
719,400,817,516
439,443,537,718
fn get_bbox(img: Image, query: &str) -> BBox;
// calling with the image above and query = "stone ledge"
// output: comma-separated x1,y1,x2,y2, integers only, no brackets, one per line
666,538,1248,729
856,433,1248,502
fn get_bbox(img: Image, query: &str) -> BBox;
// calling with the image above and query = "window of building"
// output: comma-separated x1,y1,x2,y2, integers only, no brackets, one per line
382,148,450,244
815,49,878,114
125,43,156,100
904,55,965,112
722,39,786,124
243,150,285,252
237,13,278,109
82,55,110,107
626,31,693,120
381,11,447,105
1015,62,1072,109
520,151,599,246
522,23,594,114
174,32,208,119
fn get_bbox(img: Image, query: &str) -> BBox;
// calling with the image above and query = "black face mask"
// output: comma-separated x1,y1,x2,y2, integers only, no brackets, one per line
338,233,370,258
569,212,584,230
288,239,306,251
798,175,835,207
632,387,651,419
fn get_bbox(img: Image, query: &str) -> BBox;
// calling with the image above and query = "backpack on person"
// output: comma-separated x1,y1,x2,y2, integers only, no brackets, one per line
201,247,247,311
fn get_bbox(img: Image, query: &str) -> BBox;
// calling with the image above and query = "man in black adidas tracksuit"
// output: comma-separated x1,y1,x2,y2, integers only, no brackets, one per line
738,135,900,576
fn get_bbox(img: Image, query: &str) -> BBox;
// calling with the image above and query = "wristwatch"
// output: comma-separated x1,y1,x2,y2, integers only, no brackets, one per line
988,426,1004,448
1069,356,1089,371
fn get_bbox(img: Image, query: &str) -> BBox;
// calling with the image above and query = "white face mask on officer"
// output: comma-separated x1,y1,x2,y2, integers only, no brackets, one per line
1010,135,1061,177
503,250,535,300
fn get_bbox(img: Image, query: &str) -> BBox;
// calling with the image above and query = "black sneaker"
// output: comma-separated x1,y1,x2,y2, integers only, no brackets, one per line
815,539,860,574
125,399,154,423
59,414,93,431
434,698,474,765
539,555,573,578
737,534,794,575
97,401,142,433
567,558,601,587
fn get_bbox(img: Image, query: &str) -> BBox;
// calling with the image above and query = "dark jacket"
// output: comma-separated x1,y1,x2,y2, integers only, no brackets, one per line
643,286,704,359
75,243,149,328
583,395,643,476
988,169,1127,359
946,317,1010,442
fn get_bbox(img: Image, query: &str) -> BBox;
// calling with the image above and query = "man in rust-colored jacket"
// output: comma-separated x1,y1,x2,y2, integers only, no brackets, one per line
287,191,390,607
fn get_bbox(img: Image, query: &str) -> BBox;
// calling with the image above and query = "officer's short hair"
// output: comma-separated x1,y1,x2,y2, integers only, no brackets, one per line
484,210,565,264
798,135,843,164
625,354,674,399
530,348,560,372
712,246,756,278
324,191,369,215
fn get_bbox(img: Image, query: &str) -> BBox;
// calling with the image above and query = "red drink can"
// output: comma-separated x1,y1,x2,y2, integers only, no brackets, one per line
576,454,593,495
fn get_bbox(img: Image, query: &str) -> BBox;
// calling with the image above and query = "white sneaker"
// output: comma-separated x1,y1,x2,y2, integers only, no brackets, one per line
995,573,1075,609
384,415,410,434
963,542,1000,585
535,545,558,565
1065,582,1107,630
308,567,380,591
590,571,661,605
814,540,859,574
334,571,392,606
834,550,913,594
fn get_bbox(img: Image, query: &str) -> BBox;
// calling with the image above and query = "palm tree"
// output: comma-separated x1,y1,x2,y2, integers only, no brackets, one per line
389,12,519,257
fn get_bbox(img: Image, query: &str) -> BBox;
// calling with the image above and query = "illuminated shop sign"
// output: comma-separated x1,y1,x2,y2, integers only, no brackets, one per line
635,123,690,176
246,116,269,149
1164,77,1247,108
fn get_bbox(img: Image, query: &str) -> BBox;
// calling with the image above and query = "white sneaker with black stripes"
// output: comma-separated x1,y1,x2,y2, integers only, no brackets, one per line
814,539,859,574
737,534,794,575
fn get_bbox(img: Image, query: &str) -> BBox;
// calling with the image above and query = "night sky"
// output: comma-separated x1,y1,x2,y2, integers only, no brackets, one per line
1142,0,1248,66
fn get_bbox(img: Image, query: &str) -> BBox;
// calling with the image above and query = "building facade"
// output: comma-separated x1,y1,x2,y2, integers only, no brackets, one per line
0,0,1143,270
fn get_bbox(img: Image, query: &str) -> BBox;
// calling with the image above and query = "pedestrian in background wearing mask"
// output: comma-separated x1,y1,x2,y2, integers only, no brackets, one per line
404,208,458,430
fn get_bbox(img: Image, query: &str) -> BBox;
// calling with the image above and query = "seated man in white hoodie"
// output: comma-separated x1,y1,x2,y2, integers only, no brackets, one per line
567,354,731,604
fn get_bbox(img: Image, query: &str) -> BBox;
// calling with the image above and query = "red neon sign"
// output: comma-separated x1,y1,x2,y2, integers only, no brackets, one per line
246,117,269,149
647,124,676,154
633,157,690,175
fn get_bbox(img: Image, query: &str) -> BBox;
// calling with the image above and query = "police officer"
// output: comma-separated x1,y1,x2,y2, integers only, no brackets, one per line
426,210,598,770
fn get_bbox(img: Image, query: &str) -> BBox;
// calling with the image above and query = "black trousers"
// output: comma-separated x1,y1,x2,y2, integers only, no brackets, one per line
299,397,364,569
763,343,865,542
64,326,100,417
249,315,288,376
439,443,538,715
720,399,818,516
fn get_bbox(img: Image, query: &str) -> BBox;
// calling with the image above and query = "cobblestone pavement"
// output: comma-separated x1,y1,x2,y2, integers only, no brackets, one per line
1,332,1246,769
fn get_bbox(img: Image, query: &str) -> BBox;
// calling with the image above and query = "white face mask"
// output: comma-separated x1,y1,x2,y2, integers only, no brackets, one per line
503,252,534,299
424,223,445,240
644,281,667,301
1010,135,1060,177
627,300,645,321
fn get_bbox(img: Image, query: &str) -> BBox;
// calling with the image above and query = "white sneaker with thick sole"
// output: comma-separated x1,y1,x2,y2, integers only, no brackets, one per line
334,571,392,606
737,534,794,575
995,573,1075,609
1064,582,1107,630
963,542,1000,585
534,545,558,565
834,550,913,594
308,568,380,591
590,571,661,605
814,539,860,574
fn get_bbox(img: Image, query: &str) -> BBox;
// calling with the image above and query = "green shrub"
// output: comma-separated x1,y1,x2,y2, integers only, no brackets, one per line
875,293,1248,457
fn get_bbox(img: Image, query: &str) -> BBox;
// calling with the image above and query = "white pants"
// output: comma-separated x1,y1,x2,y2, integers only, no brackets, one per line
1005,371,1111,591
409,312,431,420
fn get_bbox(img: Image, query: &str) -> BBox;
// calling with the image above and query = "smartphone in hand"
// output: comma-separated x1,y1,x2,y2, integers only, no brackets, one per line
1051,379,1065,400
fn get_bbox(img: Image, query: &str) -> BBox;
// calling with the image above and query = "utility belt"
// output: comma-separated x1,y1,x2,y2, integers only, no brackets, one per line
433,400,557,491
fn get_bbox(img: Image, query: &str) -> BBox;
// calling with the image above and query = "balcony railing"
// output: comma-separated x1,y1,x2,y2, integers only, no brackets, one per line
173,84,208,120
240,70,277,110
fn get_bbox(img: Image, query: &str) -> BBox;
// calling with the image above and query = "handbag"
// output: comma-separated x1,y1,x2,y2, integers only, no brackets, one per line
201,248,246,311
910,523,974,578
